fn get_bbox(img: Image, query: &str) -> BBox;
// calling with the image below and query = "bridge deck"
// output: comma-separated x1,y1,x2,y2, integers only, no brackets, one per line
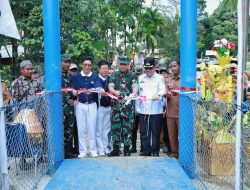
44,157,196,190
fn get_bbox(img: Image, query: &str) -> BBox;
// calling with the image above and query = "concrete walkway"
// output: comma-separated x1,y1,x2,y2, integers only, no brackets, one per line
44,157,197,190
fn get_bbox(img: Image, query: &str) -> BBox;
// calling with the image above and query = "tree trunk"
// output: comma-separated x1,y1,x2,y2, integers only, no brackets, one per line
11,38,18,80
124,24,127,53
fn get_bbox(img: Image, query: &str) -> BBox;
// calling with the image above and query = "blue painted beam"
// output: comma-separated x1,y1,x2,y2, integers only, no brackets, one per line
43,0,63,168
179,0,197,178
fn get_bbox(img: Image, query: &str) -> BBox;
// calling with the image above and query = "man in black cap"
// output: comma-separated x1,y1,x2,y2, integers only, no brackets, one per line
108,56,138,156
61,54,78,158
136,57,166,156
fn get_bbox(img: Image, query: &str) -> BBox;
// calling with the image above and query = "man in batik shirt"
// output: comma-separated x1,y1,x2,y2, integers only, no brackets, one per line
11,60,42,104
10,60,42,170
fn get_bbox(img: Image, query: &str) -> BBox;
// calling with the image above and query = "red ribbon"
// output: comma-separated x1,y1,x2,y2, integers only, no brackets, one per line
62,87,102,94
105,92,119,100
180,87,196,91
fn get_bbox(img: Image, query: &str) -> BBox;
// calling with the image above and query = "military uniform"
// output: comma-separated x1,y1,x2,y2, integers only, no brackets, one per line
62,71,75,152
110,70,137,151
61,54,78,158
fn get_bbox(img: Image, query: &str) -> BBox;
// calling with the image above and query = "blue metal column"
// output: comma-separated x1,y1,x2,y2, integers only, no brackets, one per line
43,0,63,168
179,0,197,178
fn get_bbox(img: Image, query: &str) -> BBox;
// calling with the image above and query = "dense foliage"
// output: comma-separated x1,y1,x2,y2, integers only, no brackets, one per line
0,0,247,83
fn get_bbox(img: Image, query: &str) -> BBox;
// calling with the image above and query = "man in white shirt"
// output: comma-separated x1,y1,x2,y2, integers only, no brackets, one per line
71,56,104,158
96,60,112,155
136,57,166,156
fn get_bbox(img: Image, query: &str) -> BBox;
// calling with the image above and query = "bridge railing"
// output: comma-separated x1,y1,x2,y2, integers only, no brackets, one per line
180,93,250,190
0,91,62,190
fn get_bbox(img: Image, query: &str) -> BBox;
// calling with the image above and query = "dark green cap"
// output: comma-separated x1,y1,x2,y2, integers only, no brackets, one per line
61,54,72,62
119,56,130,65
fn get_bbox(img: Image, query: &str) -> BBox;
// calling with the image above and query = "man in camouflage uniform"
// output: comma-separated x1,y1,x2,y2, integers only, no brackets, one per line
61,55,77,158
108,56,138,156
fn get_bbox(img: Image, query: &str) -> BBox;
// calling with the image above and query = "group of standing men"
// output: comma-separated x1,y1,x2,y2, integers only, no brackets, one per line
62,55,180,159
4,54,180,160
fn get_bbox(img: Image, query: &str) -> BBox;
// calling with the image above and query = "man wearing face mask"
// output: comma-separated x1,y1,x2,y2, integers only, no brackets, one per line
136,57,166,157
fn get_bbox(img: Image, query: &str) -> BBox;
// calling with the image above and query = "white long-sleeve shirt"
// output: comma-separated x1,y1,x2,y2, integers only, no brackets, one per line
136,73,166,115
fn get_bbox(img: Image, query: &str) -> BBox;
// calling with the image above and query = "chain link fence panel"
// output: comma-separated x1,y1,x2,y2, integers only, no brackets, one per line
242,102,250,190
0,92,62,190
180,93,250,190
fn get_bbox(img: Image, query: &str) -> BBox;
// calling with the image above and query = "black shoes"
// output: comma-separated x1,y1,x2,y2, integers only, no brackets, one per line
139,152,151,156
130,147,137,153
65,153,78,159
108,145,120,157
108,145,131,157
123,146,131,156
73,148,79,155
65,143,78,159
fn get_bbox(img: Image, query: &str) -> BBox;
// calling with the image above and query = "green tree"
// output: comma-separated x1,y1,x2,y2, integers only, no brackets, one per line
137,8,166,55
197,0,208,57
158,17,180,58
220,0,237,11
196,0,238,57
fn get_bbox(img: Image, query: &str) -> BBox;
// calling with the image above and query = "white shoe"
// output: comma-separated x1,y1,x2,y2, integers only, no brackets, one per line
78,153,87,158
98,152,105,156
89,152,98,157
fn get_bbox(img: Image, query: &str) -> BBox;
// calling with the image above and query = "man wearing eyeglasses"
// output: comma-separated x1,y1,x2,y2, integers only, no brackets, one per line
136,57,166,157
108,56,138,156
71,56,104,158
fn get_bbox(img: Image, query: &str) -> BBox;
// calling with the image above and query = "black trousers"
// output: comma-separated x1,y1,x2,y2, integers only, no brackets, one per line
139,114,162,154
73,120,79,152
131,114,143,151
